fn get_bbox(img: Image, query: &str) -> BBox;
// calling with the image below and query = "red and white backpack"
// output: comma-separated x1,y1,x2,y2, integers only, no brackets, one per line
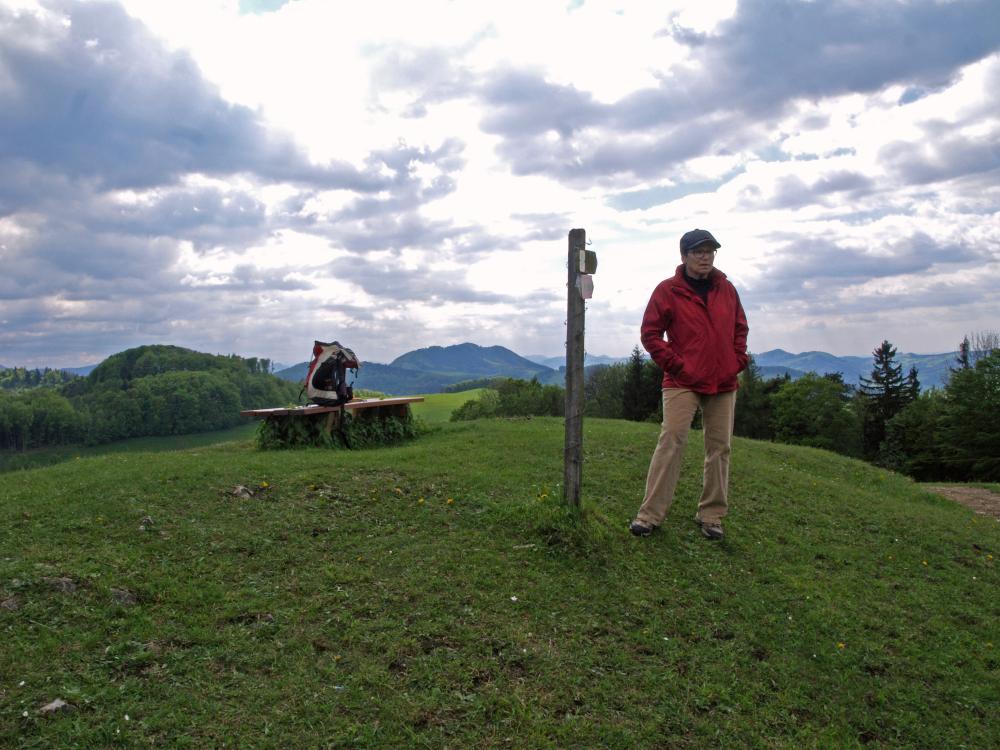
303,341,360,406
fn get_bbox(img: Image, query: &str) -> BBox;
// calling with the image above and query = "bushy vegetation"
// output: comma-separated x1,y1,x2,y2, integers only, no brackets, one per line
450,377,564,421
0,345,299,451
881,350,1000,480
256,412,421,450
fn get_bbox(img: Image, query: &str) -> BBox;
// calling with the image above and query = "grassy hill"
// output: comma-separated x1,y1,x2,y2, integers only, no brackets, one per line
2,418,997,747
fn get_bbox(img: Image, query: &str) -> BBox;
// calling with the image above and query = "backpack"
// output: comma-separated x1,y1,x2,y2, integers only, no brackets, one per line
303,340,360,406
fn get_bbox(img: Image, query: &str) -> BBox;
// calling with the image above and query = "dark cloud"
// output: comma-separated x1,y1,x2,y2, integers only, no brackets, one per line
702,0,999,112
472,0,1000,183
330,256,520,305
0,1,385,192
758,171,876,210
747,232,989,308
879,130,1000,185
479,69,606,139
367,42,479,118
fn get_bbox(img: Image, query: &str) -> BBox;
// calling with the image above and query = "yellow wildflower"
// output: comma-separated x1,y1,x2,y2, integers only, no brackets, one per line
837,642,845,649
447,498,454,505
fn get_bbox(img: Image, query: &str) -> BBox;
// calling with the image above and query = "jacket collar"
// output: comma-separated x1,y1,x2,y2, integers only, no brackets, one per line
667,264,726,289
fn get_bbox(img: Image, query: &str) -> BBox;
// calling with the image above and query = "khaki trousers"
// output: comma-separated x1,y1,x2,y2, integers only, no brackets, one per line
635,388,737,527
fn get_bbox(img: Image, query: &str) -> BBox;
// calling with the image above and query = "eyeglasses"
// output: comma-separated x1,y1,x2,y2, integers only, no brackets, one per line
687,247,717,259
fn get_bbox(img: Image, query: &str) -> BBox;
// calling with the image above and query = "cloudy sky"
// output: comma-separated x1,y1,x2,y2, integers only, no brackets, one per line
1,0,998,368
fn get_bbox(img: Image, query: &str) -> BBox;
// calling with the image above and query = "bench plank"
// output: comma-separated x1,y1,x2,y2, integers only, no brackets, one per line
241,397,424,419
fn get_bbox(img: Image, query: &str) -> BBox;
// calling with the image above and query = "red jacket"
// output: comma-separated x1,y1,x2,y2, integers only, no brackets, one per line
640,265,749,394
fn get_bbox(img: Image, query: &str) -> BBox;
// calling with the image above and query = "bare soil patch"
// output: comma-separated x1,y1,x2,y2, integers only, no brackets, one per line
924,485,1000,521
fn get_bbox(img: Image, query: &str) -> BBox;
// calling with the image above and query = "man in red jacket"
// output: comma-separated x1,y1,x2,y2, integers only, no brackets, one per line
630,228,749,540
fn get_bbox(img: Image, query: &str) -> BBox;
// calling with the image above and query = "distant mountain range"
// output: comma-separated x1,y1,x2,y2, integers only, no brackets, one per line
274,343,958,395
754,349,956,390
18,343,957,396
523,353,628,369
275,343,565,396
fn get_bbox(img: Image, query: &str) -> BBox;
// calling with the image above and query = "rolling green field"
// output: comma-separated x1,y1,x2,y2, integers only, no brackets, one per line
1,416,998,748
0,391,477,474
0,423,259,473
409,389,484,424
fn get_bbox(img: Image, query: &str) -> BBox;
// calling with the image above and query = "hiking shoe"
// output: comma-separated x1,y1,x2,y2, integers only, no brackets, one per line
697,519,724,540
629,520,657,537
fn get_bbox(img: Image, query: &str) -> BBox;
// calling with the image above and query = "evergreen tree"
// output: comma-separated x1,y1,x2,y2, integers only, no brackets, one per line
938,351,1000,480
905,366,920,402
622,345,650,421
955,336,971,371
858,340,911,459
733,354,773,440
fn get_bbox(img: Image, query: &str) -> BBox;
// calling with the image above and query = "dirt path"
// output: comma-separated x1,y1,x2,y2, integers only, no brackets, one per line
924,485,1000,521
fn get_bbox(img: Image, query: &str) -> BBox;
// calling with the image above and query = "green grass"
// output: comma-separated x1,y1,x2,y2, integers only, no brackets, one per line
0,423,258,473
1,418,998,748
409,389,484,424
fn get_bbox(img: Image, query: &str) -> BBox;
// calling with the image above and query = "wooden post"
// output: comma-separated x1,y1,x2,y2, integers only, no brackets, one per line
564,228,586,508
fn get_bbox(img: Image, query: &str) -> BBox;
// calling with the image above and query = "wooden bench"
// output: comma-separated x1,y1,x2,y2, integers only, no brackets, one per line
241,397,424,436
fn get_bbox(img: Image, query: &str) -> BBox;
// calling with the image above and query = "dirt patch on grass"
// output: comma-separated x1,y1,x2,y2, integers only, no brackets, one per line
924,485,1000,521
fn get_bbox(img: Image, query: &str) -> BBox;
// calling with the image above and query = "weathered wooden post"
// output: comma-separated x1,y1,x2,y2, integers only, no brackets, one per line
564,228,596,508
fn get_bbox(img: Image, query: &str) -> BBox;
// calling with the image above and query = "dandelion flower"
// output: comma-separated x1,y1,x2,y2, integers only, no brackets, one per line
922,560,928,566
988,554,994,561
261,481,269,488
418,497,425,505
837,642,846,649
447,498,454,505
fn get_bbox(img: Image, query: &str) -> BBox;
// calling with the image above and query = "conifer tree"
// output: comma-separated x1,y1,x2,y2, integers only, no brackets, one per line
905,365,920,402
858,340,910,459
955,336,971,371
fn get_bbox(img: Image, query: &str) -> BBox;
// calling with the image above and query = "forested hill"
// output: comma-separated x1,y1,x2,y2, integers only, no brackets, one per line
1,345,298,451
390,343,552,380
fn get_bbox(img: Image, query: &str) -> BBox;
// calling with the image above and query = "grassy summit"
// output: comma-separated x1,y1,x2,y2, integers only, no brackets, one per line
1,416,997,748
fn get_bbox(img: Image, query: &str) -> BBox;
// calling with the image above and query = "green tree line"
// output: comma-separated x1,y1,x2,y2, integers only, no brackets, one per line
0,346,299,451
1,367,82,390
453,333,998,483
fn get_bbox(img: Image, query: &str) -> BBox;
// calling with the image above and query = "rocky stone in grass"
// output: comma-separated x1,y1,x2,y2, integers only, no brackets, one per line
43,577,77,593
38,698,74,715
138,515,154,531
111,587,138,606
1,595,20,611
232,485,254,499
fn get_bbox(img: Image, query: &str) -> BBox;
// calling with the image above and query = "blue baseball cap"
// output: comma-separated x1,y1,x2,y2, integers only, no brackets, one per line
680,228,721,253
